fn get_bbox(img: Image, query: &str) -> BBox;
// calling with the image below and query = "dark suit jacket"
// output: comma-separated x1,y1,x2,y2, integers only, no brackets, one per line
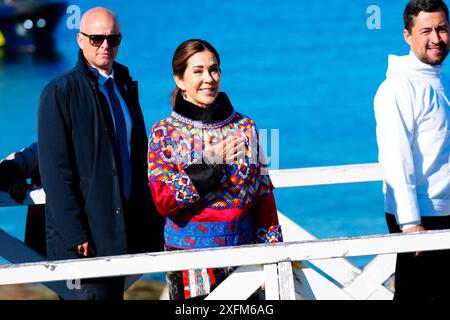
38,50,164,260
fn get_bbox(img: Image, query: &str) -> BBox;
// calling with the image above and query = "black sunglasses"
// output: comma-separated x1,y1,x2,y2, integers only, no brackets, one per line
80,32,122,47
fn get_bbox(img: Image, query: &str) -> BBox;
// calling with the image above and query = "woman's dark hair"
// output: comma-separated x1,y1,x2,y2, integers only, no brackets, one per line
171,39,221,108
404,0,449,32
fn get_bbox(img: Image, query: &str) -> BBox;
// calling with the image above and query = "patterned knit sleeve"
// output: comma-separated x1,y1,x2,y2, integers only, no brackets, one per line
148,123,201,217
253,169,283,244
250,126,283,244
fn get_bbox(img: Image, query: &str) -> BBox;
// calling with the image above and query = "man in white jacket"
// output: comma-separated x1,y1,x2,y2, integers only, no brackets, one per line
374,0,450,300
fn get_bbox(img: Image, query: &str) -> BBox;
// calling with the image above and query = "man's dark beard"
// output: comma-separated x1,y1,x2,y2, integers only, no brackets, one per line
420,44,449,65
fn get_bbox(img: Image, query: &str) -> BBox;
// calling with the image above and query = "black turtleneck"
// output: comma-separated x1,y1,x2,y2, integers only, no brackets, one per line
178,92,235,197
173,91,235,123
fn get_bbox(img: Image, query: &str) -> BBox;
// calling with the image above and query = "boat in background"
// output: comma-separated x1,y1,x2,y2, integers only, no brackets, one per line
0,0,67,53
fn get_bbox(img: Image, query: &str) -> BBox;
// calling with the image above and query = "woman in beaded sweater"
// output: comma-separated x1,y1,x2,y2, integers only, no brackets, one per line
148,39,282,300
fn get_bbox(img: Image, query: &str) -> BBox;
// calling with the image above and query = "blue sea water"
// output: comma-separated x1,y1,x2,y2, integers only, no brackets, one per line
0,0,411,273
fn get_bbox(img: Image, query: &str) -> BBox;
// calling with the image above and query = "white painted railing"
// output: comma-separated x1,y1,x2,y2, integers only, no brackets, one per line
0,163,383,206
269,162,382,188
1,162,447,300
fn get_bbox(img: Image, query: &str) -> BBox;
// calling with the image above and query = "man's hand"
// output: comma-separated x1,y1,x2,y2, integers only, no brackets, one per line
8,180,28,203
74,242,96,257
403,225,425,257
403,225,425,233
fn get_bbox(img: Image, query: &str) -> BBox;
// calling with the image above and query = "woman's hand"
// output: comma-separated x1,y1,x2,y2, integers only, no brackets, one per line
204,134,245,164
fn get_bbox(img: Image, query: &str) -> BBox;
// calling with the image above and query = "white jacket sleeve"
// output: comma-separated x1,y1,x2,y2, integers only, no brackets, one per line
374,80,421,229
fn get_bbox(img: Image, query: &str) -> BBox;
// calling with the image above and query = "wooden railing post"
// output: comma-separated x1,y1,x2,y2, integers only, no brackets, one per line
277,261,295,300
263,262,295,300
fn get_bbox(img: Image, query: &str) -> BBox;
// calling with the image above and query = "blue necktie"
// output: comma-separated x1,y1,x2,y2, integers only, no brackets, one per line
104,78,132,199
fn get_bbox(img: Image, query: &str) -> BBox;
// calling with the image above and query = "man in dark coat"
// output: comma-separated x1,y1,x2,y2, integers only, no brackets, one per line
37,7,164,300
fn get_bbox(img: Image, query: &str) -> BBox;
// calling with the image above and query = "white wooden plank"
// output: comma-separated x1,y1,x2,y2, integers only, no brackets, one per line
270,163,382,188
366,285,394,300
1,229,449,286
206,265,264,300
281,211,394,299
294,267,353,300
279,211,362,287
264,264,279,300
277,262,295,300
343,254,396,299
